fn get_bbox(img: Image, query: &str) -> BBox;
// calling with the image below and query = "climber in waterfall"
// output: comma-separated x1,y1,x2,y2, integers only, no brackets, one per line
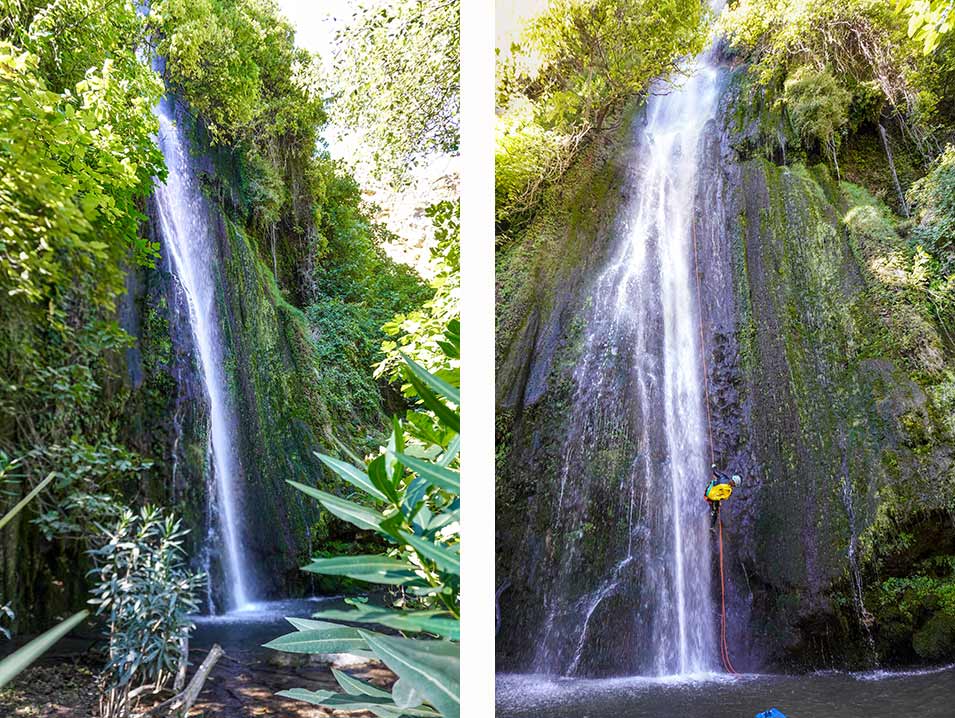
704,465,741,527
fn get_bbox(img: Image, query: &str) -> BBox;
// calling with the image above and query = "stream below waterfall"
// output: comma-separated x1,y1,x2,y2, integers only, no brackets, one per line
497,666,955,718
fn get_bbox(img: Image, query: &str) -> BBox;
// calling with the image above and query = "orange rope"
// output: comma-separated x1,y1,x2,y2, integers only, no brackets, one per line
718,505,738,674
691,219,738,675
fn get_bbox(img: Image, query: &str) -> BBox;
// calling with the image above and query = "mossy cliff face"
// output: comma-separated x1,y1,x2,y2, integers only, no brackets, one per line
496,105,649,672
712,68,955,670
496,68,955,671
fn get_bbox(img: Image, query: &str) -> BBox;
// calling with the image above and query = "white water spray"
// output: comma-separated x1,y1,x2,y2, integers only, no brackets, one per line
152,99,251,611
626,59,722,675
532,44,724,675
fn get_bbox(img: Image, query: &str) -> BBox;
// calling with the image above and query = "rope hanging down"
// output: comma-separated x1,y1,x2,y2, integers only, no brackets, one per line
691,218,738,676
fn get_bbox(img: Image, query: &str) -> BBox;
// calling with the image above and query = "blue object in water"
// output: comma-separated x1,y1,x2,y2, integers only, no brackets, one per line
755,710,787,718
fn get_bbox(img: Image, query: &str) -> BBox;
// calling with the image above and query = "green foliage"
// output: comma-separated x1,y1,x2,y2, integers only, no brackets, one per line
897,0,955,54
909,144,955,275
718,0,941,150
0,463,88,689
88,506,203,718
783,67,851,151
302,161,430,427
267,345,460,717
377,201,460,395
26,442,153,541
328,0,459,184
875,556,955,660
1,0,156,94
148,0,324,144
495,0,708,229
0,3,166,629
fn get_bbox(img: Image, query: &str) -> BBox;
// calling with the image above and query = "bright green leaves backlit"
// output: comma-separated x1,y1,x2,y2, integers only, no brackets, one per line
0,42,163,312
269,341,460,717
897,0,955,55
495,0,710,232
328,0,459,185
148,0,325,145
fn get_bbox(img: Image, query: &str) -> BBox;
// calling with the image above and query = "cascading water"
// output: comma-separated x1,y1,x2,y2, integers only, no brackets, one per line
531,48,723,677
152,98,252,611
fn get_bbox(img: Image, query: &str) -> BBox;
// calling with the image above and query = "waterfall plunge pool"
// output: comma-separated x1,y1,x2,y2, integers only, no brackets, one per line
190,596,350,652
497,665,955,717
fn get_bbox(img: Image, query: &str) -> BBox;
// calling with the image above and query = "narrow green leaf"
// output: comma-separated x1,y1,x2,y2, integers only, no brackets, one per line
314,453,386,502
401,353,460,405
394,452,460,494
331,667,392,698
400,531,460,575
301,555,421,585
439,434,461,467
359,632,460,718
329,433,365,466
368,455,400,504
0,609,88,689
286,617,342,632
278,688,440,716
314,605,460,640
402,476,429,517
0,472,55,531
263,626,367,654
404,370,460,433
287,481,382,532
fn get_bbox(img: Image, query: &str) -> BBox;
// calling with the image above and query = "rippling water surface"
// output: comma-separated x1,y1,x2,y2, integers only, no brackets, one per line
497,666,955,718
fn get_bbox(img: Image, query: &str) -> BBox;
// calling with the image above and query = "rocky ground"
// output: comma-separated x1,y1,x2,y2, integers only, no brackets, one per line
0,646,394,717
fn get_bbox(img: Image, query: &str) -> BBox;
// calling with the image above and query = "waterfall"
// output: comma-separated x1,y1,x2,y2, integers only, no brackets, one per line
532,50,723,677
152,99,252,611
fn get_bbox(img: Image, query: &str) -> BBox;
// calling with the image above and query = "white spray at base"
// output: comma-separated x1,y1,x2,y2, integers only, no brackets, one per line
152,98,251,611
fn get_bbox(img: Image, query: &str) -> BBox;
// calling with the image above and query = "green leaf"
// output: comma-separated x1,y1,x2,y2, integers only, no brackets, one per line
393,678,423,708
439,435,460,467
402,476,430,517
368,455,400,504
405,370,460,434
287,481,382,532
0,472,55,531
285,617,343,632
263,626,368,654
331,668,392,698
301,555,421,585
314,453,386,502
394,452,460,494
359,632,460,718
314,604,460,640
401,353,459,405
399,531,460,575
278,688,440,716
0,609,88,689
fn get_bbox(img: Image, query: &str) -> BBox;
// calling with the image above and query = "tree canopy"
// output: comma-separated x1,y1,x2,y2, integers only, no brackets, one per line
495,0,709,232
326,0,459,185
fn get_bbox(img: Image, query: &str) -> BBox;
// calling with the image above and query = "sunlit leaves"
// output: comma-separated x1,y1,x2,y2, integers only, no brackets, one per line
87,507,204,704
272,338,460,716
495,0,709,228
148,0,325,144
897,0,955,54
328,0,459,184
